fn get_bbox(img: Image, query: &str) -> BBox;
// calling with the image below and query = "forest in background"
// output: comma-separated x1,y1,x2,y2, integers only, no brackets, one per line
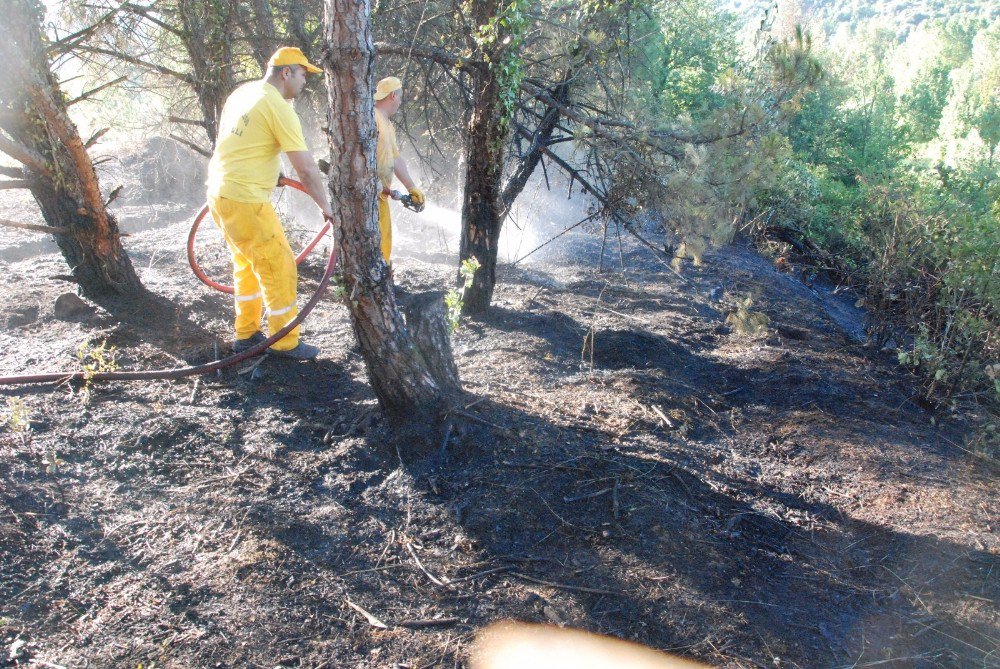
752,2,999,431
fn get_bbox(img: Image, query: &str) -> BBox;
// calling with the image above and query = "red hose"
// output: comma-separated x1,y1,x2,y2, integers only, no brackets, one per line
188,177,332,294
0,183,339,387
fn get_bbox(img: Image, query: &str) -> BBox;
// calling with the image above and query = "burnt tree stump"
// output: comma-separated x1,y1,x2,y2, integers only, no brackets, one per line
398,290,460,397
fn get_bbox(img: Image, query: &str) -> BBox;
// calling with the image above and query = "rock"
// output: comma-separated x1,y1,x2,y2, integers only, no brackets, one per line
54,292,96,321
8,637,27,662
7,304,39,328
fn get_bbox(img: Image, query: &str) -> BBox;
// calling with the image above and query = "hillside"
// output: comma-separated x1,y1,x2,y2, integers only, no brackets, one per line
731,0,999,39
1,179,997,668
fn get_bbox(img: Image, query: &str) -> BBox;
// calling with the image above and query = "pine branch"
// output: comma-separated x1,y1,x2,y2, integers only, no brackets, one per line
0,132,51,176
72,45,193,84
0,218,69,235
68,76,127,106
375,42,484,72
48,1,128,54
169,133,211,158
121,2,185,37
84,128,111,149
167,116,208,128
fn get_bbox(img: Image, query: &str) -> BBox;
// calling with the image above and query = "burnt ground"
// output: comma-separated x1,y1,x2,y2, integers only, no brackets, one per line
0,186,998,669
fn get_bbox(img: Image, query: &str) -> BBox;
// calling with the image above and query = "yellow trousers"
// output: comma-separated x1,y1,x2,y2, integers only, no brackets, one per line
208,196,300,351
378,194,392,263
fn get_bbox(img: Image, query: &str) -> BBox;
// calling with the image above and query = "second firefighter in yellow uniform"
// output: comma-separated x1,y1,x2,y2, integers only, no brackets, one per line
373,76,425,263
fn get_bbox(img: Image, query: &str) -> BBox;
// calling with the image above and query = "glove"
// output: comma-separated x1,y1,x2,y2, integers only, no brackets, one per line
407,187,426,206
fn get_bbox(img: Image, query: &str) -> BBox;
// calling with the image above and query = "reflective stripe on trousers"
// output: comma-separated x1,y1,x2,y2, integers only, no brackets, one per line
207,196,301,351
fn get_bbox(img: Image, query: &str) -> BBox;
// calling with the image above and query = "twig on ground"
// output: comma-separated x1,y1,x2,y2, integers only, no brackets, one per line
650,404,674,428
510,571,619,596
450,408,505,430
28,660,68,669
345,598,388,629
405,541,450,587
671,469,694,499
397,618,460,628
448,566,511,584
563,487,613,503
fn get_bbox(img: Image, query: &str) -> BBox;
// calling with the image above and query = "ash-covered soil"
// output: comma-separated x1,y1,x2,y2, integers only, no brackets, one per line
1,189,997,669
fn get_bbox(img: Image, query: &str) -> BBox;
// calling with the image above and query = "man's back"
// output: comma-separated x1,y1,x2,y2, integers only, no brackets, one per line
207,81,307,203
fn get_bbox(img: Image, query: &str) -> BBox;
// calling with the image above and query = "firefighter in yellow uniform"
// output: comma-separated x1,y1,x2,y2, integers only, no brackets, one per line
373,77,425,263
207,47,332,360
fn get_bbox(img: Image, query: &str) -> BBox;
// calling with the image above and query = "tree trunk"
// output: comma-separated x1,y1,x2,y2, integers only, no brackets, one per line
322,0,460,421
245,0,277,70
458,82,506,312
456,1,508,315
457,3,572,315
177,0,238,144
0,0,141,297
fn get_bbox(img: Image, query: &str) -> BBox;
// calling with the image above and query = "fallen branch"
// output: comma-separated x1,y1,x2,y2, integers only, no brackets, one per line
563,487,613,503
345,598,388,629
405,541,450,587
448,408,506,431
397,617,460,628
448,565,511,584
510,571,619,596
0,179,32,190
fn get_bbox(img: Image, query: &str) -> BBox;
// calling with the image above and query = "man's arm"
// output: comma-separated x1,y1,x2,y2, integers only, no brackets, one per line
392,156,417,191
286,150,333,219
393,156,424,205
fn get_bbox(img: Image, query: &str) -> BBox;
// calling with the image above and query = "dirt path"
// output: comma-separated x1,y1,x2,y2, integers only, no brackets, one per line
1,213,997,669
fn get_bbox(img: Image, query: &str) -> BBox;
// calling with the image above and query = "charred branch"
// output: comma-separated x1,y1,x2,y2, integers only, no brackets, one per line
84,127,111,149
375,42,484,72
72,45,193,84
168,116,209,129
512,124,686,281
169,133,211,158
68,76,127,106
0,218,70,235
501,72,572,211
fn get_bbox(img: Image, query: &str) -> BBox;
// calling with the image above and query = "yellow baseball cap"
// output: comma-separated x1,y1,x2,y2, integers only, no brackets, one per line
375,77,402,101
268,47,322,74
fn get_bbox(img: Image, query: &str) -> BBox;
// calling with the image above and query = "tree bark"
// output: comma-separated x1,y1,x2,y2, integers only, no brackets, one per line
457,4,574,315
177,0,238,144
322,0,460,422
0,0,141,297
457,0,509,315
245,0,277,70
